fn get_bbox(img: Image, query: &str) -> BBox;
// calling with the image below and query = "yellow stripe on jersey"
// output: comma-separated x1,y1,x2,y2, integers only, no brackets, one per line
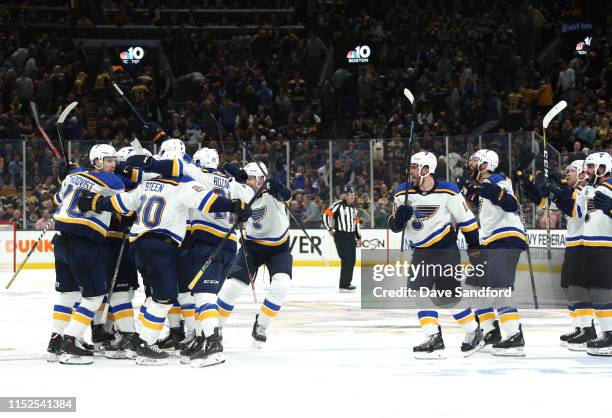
190,223,238,241
153,179,179,186
72,172,111,188
419,225,451,248
483,231,527,246
52,312,71,321
538,197,547,209
172,160,181,177
202,193,219,213
54,216,108,237
419,317,438,326
566,239,584,247
477,312,496,322
250,232,290,247
130,168,139,183
582,240,612,248
460,223,479,233
456,313,475,325
435,188,457,195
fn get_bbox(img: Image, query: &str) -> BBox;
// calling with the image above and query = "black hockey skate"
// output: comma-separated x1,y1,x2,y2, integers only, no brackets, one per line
91,324,114,353
413,325,446,359
252,314,267,349
586,331,612,357
190,328,225,368
103,332,137,360
567,322,597,352
560,327,581,347
179,334,205,365
156,327,185,351
46,332,63,362
492,325,525,357
482,320,502,352
461,326,485,357
134,337,169,366
177,331,196,351
59,335,94,365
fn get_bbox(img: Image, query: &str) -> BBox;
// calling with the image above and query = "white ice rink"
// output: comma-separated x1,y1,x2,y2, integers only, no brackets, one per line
1,267,611,418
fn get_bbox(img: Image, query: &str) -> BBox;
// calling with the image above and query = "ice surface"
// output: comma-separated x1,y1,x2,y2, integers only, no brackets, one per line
1,268,611,418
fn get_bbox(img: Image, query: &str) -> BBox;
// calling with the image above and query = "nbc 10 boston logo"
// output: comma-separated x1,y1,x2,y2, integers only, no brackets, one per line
347,45,371,63
120,46,145,64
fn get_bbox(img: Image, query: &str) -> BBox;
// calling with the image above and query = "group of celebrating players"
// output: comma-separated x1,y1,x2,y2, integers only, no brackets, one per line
388,148,612,358
44,119,612,366
46,124,293,366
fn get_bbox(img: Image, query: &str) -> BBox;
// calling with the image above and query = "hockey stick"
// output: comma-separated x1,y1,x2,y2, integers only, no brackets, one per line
542,100,567,263
512,152,539,309
237,139,331,266
30,102,62,160
56,101,78,169
100,233,129,324
188,168,275,290
400,88,415,252
206,108,226,155
237,221,257,303
110,79,150,129
4,220,53,289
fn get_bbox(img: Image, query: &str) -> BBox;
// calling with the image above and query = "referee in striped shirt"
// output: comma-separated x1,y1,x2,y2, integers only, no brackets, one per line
323,186,362,292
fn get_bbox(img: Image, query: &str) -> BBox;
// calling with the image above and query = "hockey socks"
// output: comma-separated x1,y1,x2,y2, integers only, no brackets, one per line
178,292,196,333
139,298,172,345
51,291,81,335
216,278,247,327
108,291,136,333
497,307,520,338
195,293,219,338
63,295,105,339
475,307,497,334
417,310,439,336
258,273,290,329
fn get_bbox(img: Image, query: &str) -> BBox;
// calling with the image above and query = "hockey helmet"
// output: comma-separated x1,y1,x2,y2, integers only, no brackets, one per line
193,147,219,169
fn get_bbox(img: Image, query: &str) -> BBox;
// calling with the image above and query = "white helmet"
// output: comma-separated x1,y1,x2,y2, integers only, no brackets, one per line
470,149,499,173
89,144,117,168
193,148,219,169
585,152,612,179
411,151,437,175
159,138,185,159
245,161,267,177
567,159,585,173
116,146,152,162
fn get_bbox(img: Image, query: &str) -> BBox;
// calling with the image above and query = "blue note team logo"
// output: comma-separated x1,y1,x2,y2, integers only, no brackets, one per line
347,45,371,63
120,46,145,64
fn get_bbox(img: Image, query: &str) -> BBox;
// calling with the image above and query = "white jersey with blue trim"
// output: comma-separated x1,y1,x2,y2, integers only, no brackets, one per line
240,187,290,249
107,176,221,245
478,174,526,246
54,169,125,243
564,186,586,248
582,179,612,247
182,163,247,247
393,180,478,249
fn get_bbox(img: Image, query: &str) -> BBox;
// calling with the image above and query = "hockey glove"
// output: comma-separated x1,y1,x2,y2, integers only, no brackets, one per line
467,246,486,267
126,154,154,169
395,205,413,225
476,182,503,202
76,191,103,213
114,161,134,177
143,122,168,144
222,162,248,183
456,177,478,200
543,181,563,201
268,177,291,201
58,162,79,182
594,191,612,218
231,199,252,222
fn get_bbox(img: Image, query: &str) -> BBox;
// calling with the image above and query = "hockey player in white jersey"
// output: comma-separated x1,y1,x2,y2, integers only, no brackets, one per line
75,165,251,365
388,152,483,358
465,149,527,356
515,160,591,349
216,161,293,348
581,152,612,356
47,144,127,364
174,147,251,367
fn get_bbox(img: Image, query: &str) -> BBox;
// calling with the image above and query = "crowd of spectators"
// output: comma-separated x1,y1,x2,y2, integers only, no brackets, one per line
1,0,611,229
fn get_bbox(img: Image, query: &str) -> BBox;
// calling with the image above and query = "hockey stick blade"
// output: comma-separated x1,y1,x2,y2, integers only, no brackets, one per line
403,88,414,105
58,101,78,124
543,100,567,129
30,102,63,159
130,138,145,153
